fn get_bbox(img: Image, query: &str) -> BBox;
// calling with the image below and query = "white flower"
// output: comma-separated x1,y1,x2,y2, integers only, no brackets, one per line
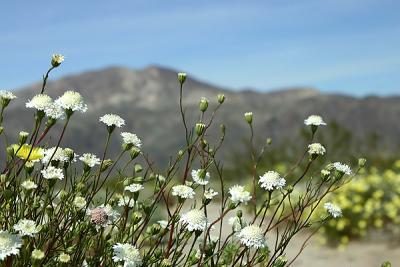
113,243,142,267
204,188,218,200
324,202,342,218
304,115,326,126
21,180,37,190
124,184,144,193
258,171,286,191
13,219,40,237
44,103,65,120
157,220,169,229
191,169,210,185
229,185,252,205
0,231,22,260
308,143,326,156
42,147,69,164
118,196,135,208
26,94,53,111
79,153,101,167
236,225,266,249
73,196,87,209
333,162,352,175
31,249,45,260
121,132,142,148
55,90,87,113
41,166,64,180
100,114,125,128
172,185,195,199
51,54,65,66
180,209,208,232
0,90,17,100
228,216,245,232
58,252,70,263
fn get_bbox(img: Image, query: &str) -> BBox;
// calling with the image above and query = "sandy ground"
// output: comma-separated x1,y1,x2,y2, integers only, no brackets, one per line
283,234,400,267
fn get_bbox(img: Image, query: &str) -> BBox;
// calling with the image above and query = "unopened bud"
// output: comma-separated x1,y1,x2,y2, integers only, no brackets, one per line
134,163,143,173
130,147,141,159
178,72,187,84
195,123,206,136
51,54,65,67
217,94,225,104
358,158,367,168
199,97,209,112
100,159,113,172
266,138,272,145
244,112,253,124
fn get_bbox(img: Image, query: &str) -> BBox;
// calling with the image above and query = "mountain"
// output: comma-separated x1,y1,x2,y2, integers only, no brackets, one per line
3,66,400,167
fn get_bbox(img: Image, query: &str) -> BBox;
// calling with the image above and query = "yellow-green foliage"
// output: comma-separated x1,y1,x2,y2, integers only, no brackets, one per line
317,160,400,247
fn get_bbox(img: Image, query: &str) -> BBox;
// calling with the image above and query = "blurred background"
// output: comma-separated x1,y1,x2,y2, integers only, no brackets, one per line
2,0,400,265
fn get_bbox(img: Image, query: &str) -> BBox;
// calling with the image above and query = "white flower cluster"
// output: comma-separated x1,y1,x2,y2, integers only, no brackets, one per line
100,114,125,128
0,90,17,100
308,143,326,156
55,90,87,113
229,185,251,205
0,230,22,260
124,184,144,193
304,115,326,126
191,169,210,185
79,153,101,167
333,162,352,175
236,225,266,249
41,166,64,180
172,185,195,199
112,243,142,267
259,171,286,191
324,202,342,218
13,219,40,237
121,132,142,148
42,147,70,164
180,209,209,232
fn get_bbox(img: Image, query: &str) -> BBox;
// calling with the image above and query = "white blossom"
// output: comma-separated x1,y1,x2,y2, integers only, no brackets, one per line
236,225,266,249
308,143,326,156
100,114,125,128
55,90,87,113
13,219,40,237
180,209,208,232
121,132,142,148
304,115,326,126
124,184,144,193
258,171,286,191
229,185,251,205
112,243,142,267
79,153,101,167
204,188,218,200
0,230,22,260
172,185,195,199
191,169,210,185
26,94,53,111
0,90,17,100
41,166,64,180
324,202,342,218
333,162,352,175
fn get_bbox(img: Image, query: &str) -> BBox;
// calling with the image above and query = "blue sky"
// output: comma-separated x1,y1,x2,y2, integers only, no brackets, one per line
1,0,399,96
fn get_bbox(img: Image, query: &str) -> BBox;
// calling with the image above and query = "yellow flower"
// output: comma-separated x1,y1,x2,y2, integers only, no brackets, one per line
12,144,44,161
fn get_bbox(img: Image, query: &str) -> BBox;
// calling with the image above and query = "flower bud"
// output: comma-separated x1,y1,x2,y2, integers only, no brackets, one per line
100,159,113,172
321,169,330,181
161,259,173,267
266,137,272,145
6,146,14,158
59,190,68,201
195,123,206,136
381,261,392,267
178,72,187,85
0,174,7,183
131,211,143,225
273,256,288,267
134,163,143,173
199,97,209,112
51,54,65,67
130,147,141,159
236,210,243,218
244,112,253,124
217,94,225,104
64,148,75,162
220,124,226,135
24,161,35,175
0,127,3,135
358,158,367,168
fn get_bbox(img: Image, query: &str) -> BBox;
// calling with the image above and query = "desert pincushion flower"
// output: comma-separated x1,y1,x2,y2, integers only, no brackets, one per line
304,115,326,126
236,225,266,249
308,143,326,156
26,94,53,111
204,188,218,200
11,144,44,161
259,171,286,191
0,230,22,260
324,202,343,218
229,185,251,205
41,166,64,180
100,114,125,128
180,209,209,232
13,219,41,237
55,90,87,113
172,185,195,199
0,90,17,101
191,169,210,185
121,132,142,147
73,196,87,209
58,252,71,263
21,180,37,190
124,183,144,193
333,162,352,175
42,147,70,164
79,153,101,168
112,243,142,267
